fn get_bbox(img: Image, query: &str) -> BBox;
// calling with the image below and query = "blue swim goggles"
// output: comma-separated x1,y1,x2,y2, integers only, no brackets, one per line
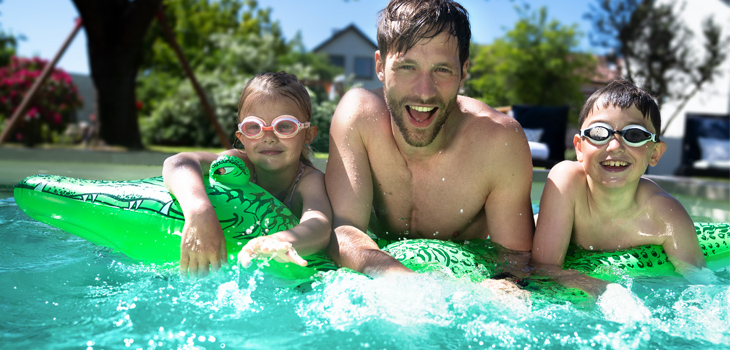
580,122,659,147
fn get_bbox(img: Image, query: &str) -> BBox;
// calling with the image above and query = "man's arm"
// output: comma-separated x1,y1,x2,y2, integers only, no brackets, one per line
325,88,411,276
480,117,534,279
483,118,535,253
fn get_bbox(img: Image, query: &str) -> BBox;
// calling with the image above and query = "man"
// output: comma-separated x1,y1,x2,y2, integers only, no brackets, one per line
325,0,534,278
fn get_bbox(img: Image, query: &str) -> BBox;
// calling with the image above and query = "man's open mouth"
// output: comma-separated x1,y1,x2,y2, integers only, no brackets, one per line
406,105,437,125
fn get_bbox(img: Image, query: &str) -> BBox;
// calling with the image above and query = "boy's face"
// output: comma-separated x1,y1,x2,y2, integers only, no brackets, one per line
574,101,666,188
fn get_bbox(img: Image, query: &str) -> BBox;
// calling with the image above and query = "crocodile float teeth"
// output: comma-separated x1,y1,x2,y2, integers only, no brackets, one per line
160,201,172,216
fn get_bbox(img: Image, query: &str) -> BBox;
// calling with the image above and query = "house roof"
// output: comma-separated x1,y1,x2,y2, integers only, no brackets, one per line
312,23,377,53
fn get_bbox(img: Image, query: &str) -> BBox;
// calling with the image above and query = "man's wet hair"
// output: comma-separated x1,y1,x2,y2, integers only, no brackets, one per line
377,0,471,74
579,79,661,134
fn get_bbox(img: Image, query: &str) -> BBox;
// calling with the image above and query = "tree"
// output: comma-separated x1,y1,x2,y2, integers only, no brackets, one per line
585,0,729,135
137,0,338,148
466,6,595,125
0,0,19,67
71,0,163,149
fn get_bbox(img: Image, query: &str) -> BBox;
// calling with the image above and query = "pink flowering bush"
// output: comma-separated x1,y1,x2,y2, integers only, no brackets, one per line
0,56,82,145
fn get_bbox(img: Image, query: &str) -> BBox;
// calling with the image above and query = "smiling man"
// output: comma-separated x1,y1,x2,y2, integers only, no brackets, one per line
325,0,534,278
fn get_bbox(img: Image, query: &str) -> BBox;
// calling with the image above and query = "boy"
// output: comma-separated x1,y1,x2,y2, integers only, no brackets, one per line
532,79,711,298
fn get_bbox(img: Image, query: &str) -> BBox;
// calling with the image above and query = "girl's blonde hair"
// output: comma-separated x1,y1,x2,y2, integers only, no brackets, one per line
237,71,314,166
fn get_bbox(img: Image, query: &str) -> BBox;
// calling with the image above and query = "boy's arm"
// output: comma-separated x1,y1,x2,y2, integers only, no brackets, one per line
531,162,615,297
532,161,580,266
325,89,412,276
163,151,230,278
655,197,712,283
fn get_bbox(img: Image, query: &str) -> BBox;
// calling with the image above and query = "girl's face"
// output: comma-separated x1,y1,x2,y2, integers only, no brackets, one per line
574,101,665,189
236,94,317,172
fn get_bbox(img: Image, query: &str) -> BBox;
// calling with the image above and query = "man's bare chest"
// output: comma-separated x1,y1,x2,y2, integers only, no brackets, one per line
369,163,488,240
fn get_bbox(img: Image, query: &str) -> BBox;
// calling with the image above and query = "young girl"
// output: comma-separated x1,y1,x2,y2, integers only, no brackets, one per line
162,71,332,278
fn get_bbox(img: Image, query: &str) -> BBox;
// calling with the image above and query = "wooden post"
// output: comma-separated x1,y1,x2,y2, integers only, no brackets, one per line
0,18,83,144
155,8,229,148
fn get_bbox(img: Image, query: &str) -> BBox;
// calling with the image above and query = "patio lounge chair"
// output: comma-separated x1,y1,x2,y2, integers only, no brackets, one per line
510,104,569,168
675,113,730,178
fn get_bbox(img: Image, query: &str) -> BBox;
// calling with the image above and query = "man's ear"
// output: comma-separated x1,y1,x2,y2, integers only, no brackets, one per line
573,134,584,163
460,60,470,88
648,141,666,167
375,50,385,82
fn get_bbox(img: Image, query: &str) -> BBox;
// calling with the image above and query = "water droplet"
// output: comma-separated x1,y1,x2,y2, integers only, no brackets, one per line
589,246,594,250
442,178,445,181
460,209,463,213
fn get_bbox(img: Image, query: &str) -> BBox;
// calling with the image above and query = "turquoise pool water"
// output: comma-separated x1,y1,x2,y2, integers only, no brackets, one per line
1,189,728,349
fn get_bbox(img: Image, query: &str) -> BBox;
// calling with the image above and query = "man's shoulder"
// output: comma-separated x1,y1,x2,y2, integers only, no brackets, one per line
340,87,385,106
457,96,521,131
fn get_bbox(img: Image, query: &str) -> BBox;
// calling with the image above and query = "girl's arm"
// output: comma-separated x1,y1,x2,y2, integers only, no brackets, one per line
163,150,237,278
238,169,332,267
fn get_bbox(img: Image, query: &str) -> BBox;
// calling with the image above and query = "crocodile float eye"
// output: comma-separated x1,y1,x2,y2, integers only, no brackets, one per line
215,166,234,175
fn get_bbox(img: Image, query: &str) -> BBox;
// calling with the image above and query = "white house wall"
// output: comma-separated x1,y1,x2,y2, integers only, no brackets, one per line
317,30,382,90
652,0,730,175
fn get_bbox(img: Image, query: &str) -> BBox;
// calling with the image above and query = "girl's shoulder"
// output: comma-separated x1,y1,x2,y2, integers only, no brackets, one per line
300,164,325,183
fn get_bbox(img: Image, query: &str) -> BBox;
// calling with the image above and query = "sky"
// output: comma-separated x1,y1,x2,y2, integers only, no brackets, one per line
0,0,601,75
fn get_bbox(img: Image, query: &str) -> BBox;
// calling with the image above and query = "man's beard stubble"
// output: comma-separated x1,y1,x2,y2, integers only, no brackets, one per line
385,90,456,148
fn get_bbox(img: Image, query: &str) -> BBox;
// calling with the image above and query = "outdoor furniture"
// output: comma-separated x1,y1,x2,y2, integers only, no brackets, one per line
675,113,730,178
510,104,569,168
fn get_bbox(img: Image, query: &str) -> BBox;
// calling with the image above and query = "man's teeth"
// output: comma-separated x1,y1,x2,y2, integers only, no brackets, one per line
410,106,434,112
602,160,627,167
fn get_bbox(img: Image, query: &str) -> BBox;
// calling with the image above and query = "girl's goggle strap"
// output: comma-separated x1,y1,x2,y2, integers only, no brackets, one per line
238,115,310,139
580,122,659,147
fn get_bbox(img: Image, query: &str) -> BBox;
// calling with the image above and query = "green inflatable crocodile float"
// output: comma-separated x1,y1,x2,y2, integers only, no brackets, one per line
13,155,336,283
12,155,729,286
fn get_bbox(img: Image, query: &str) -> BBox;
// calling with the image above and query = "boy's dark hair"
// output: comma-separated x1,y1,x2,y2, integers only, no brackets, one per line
377,0,471,74
579,79,661,134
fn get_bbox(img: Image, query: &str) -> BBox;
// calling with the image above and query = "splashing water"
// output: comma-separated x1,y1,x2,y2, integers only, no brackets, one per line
1,193,729,349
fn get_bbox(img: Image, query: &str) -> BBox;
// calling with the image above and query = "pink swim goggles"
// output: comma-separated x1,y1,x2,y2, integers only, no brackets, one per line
238,115,310,139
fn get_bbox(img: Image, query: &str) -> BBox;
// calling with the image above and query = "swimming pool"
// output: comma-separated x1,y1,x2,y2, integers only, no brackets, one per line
1,180,728,349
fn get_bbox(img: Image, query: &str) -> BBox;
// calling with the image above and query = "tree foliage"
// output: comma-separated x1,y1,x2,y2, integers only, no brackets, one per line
585,0,729,134
0,0,19,68
137,0,338,148
466,6,594,124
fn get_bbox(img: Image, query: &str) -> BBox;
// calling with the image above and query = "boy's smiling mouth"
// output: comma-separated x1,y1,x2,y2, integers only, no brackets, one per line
406,105,437,125
600,160,629,171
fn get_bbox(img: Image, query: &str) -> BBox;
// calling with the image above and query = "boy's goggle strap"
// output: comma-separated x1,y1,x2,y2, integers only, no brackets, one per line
238,115,310,139
580,122,659,147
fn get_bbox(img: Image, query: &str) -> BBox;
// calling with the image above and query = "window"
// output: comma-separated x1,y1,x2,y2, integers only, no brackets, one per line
329,55,345,68
354,57,374,79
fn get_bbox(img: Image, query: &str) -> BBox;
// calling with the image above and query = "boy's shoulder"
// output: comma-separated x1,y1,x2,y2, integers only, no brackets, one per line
547,160,587,188
636,178,688,218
